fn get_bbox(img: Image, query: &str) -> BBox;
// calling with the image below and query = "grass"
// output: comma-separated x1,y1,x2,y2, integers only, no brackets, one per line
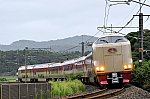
50,80,85,98
0,76,17,82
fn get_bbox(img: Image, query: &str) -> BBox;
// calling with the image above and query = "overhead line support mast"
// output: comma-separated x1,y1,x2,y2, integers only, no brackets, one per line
107,0,150,66
134,14,150,66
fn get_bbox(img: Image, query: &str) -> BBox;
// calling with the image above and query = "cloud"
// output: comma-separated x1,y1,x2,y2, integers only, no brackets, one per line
0,0,149,45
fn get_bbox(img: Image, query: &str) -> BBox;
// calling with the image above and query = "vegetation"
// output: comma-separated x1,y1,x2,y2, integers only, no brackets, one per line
131,61,150,92
50,80,85,98
65,73,82,80
126,30,150,92
0,76,16,82
0,78,7,81
126,29,150,61
0,50,81,75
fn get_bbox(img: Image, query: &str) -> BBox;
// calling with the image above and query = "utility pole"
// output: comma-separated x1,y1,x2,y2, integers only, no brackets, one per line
138,12,143,66
134,13,150,66
81,42,84,56
25,46,28,83
108,0,150,66
17,49,20,68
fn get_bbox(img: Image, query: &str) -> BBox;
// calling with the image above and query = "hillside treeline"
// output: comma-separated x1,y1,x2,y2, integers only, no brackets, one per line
0,50,82,75
126,29,150,92
126,29,150,61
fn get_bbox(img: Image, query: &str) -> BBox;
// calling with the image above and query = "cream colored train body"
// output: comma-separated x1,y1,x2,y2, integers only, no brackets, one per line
92,33,133,85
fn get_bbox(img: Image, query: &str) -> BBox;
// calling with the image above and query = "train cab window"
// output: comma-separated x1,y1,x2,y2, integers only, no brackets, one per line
111,36,128,43
95,36,128,44
95,37,109,44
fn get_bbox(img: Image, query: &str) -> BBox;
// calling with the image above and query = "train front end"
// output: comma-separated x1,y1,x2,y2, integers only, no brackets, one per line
92,33,133,85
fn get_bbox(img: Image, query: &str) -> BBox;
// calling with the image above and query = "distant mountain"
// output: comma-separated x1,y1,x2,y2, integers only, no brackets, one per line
0,35,98,51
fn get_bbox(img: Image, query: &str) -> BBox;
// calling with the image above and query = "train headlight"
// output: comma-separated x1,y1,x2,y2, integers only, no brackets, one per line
128,64,132,69
124,64,132,70
124,65,128,69
96,66,104,72
96,67,100,71
100,67,104,71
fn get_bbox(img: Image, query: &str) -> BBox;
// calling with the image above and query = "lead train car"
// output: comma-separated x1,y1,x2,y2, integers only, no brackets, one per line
92,33,133,85
17,33,133,86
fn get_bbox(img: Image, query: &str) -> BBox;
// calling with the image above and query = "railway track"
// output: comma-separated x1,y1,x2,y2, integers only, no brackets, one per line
63,87,125,99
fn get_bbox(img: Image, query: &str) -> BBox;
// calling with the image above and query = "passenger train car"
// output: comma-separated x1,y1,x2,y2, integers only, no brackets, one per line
18,54,92,83
17,33,133,86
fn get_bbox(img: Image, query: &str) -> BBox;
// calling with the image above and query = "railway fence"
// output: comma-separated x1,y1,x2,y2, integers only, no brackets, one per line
0,82,51,99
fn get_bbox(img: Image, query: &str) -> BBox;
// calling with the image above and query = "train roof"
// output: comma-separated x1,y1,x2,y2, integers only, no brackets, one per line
99,33,125,38
92,33,129,46
62,53,92,65
18,63,50,70
18,53,92,71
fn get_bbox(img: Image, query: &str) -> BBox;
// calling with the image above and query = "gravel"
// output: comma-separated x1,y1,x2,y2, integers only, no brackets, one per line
65,84,150,99
84,85,100,93
108,85,150,99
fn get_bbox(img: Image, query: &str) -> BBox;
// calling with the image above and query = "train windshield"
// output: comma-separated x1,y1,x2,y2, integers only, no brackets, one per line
95,36,128,44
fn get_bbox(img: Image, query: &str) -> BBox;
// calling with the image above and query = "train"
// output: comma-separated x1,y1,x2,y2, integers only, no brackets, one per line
17,33,133,86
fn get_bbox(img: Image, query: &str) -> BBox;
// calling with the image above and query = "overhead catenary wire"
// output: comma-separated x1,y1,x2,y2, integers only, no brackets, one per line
114,5,137,26
59,30,102,53
144,16,149,23
117,0,147,33
57,0,149,53
103,0,137,33
104,0,111,27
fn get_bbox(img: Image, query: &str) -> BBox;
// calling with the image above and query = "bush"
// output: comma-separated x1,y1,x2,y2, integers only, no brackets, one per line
0,78,7,81
65,73,82,80
131,61,150,92
50,80,85,98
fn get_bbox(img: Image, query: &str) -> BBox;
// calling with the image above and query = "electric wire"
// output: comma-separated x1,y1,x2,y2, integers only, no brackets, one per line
104,0,111,27
58,0,148,53
117,0,147,33
84,31,100,43
144,16,149,23
114,5,137,26
60,29,102,53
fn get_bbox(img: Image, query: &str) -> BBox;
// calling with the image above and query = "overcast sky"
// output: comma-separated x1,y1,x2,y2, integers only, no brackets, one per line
0,0,150,45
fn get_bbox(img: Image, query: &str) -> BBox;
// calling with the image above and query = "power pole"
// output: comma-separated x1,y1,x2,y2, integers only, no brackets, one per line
134,13,150,66
108,0,150,66
139,12,143,66
25,46,28,83
81,42,84,56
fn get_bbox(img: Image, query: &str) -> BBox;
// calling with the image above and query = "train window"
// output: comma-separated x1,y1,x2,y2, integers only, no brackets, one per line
95,37,109,44
95,36,128,44
34,72,36,75
111,36,128,43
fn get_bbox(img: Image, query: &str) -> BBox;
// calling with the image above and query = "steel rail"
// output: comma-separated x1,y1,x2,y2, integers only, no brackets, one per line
63,87,125,99
63,88,107,99
88,87,125,99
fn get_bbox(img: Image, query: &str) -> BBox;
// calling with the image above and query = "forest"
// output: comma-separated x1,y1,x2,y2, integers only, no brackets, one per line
0,50,83,75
